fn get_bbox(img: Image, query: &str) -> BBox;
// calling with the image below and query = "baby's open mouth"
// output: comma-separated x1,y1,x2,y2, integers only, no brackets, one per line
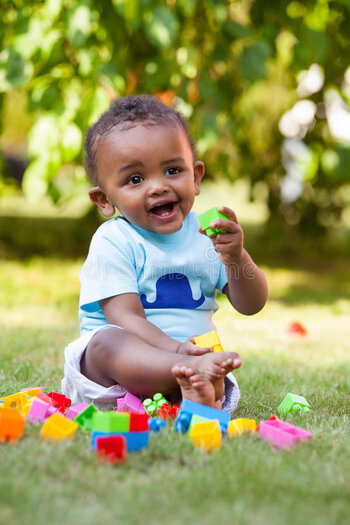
149,202,176,217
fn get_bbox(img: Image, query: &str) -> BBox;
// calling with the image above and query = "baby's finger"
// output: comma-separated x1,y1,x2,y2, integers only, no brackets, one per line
210,219,241,234
218,206,239,224
189,345,212,356
198,226,207,236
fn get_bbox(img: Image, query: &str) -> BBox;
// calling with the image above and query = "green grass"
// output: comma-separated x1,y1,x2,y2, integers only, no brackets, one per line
1,255,350,525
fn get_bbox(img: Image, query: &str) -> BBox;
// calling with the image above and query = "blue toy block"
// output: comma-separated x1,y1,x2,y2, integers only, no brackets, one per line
149,417,167,432
91,431,149,452
175,399,230,435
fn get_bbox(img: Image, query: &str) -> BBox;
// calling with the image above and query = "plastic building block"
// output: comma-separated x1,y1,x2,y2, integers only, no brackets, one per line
41,413,78,441
92,411,130,433
227,418,257,437
0,392,27,411
20,387,44,396
36,393,54,406
116,393,145,414
91,431,149,452
197,207,229,237
143,398,157,416
258,419,312,450
74,403,98,432
278,393,310,416
0,407,25,443
194,330,224,353
287,321,307,336
129,413,149,432
96,435,127,463
47,392,72,414
149,417,167,432
188,414,210,432
189,420,222,452
26,399,51,424
175,399,230,435
66,402,89,420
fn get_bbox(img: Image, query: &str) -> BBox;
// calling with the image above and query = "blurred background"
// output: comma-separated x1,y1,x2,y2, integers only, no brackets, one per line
0,0,349,264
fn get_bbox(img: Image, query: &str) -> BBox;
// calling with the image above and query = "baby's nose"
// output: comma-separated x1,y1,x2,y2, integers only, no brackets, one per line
148,177,169,195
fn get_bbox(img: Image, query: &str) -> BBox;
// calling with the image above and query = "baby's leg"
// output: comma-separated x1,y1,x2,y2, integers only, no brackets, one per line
81,327,240,400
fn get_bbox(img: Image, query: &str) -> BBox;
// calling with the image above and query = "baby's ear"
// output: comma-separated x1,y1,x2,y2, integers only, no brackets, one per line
89,186,115,217
193,161,205,195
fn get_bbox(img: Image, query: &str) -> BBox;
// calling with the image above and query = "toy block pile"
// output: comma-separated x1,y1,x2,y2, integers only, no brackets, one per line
0,382,313,459
0,387,78,442
142,393,179,420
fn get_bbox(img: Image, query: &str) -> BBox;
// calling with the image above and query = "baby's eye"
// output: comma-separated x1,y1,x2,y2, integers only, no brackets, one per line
165,167,181,176
127,175,143,185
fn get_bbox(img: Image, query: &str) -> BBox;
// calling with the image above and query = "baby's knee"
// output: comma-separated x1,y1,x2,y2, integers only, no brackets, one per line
86,326,125,364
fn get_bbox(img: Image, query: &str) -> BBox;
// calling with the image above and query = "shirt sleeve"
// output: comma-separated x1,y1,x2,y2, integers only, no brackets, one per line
79,221,139,313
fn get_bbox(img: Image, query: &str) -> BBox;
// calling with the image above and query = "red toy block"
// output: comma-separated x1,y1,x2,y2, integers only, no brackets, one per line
287,321,307,336
129,413,149,432
157,403,172,420
170,404,180,419
96,435,127,464
47,392,72,413
0,407,25,443
36,393,54,405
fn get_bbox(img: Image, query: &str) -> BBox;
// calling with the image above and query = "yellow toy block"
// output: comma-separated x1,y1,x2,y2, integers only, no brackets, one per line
0,392,27,411
41,413,78,441
194,330,224,352
227,418,257,437
22,398,34,416
189,420,222,452
21,388,43,397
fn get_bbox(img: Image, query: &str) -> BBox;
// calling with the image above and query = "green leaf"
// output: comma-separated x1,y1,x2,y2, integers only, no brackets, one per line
62,123,83,163
67,5,92,48
144,7,179,49
27,115,61,158
22,159,49,202
0,48,33,92
238,39,272,83
222,21,251,39
293,28,329,68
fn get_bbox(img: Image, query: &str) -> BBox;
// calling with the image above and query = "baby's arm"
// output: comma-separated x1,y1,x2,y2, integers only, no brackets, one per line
199,206,268,315
100,294,211,355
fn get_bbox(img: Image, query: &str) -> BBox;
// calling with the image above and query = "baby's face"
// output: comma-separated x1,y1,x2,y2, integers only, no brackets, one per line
93,123,205,234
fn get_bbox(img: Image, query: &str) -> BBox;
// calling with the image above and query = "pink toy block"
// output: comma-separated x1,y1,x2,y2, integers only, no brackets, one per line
259,419,312,450
66,402,90,420
116,393,145,414
26,399,50,424
20,387,44,394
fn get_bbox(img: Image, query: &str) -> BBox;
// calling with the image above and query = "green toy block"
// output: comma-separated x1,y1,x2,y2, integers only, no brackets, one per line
74,404,98,432
143,398,157,416
188,414,210,434
92,411,130,432
278,393,310,416
197,207,229,237
153,393,164,403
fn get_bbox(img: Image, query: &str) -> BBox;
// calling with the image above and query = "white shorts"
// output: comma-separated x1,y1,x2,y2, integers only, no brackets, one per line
61,325,240,413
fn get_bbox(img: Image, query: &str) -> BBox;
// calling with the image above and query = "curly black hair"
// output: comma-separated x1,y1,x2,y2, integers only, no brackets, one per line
83,94,197,184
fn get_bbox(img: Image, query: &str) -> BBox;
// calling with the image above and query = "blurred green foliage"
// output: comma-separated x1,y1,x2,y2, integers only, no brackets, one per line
0,0,350,233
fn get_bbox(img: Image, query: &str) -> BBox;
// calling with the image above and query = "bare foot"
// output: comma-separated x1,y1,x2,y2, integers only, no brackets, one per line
172,352,241,408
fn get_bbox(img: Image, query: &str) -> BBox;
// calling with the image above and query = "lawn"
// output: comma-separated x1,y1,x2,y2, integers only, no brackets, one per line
1,184,350,525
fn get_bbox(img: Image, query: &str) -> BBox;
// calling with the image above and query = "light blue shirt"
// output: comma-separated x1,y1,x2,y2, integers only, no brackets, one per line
79,212,228,342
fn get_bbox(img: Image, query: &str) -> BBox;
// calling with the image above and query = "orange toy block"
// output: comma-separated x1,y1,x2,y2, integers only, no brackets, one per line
194,330,224,353
41,413,78,441
0,407,26,443
227,418,257,437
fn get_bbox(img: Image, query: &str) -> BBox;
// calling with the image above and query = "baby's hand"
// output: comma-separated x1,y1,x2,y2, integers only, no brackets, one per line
177,337,212,355
199,206,244,266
